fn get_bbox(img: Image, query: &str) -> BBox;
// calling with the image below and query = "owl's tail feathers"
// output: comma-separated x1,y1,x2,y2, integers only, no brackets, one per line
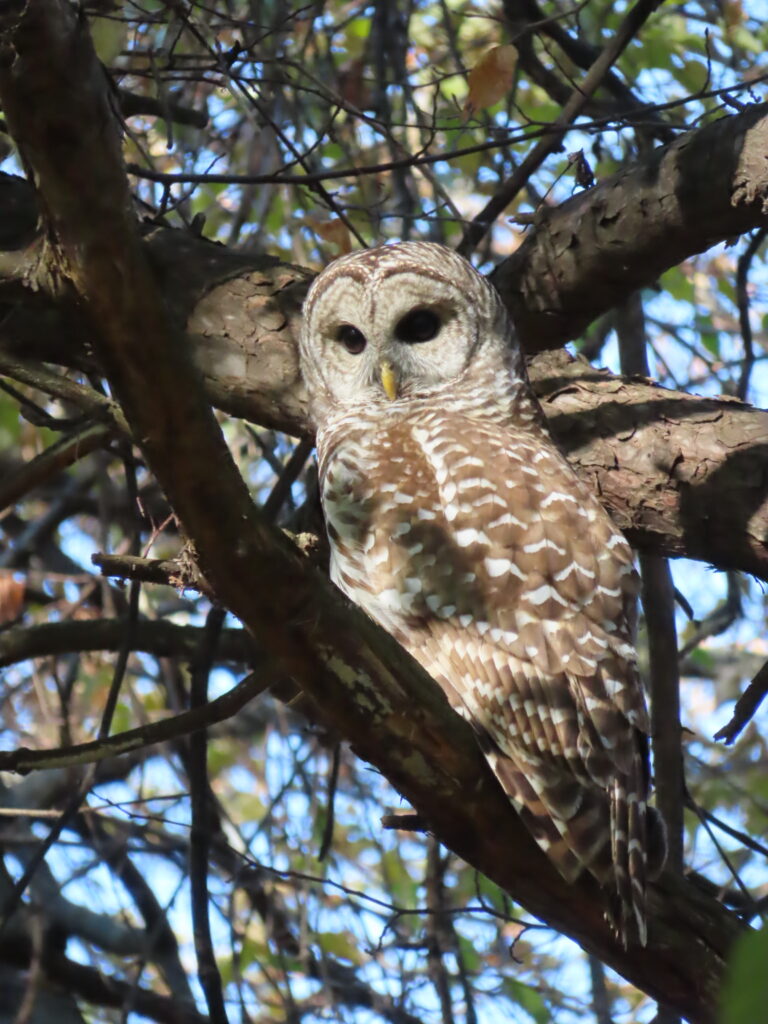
609,771,646,946
486,748,667,948
608,759,668,947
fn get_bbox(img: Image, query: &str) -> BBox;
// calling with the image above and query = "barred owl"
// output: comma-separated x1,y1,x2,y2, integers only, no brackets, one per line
299,242,662,944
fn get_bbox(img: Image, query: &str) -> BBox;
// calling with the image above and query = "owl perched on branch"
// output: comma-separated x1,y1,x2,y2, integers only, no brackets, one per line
299,242,664,945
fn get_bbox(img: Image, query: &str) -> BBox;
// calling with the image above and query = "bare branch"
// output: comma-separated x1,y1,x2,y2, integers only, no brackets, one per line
0,617,255,669
616,293,684,875
0,929,208,1024
713,660,768,745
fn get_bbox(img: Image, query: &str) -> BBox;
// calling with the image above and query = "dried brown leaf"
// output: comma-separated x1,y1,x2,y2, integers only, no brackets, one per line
313,219,354,255
465,44,518,117
0,572,25,624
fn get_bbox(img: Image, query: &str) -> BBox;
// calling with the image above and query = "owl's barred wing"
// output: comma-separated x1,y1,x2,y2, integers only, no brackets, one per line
405,417,655,944
414,623,651,944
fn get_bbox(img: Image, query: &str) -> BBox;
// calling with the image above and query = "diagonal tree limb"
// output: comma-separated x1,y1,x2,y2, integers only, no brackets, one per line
0,928,208,1024
713,660,768,745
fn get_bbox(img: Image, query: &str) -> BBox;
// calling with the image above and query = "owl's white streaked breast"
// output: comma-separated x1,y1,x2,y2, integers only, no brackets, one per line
318,405,638,682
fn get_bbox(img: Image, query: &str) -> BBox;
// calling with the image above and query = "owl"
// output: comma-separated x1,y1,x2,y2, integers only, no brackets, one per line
299,242,663,945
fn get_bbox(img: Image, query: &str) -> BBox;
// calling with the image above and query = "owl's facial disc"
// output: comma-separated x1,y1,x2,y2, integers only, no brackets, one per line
379,307,444,400
336,323,367,355
299,243,515,422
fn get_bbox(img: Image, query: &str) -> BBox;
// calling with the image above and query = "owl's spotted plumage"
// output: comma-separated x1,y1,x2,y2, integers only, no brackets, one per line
299,241,663,944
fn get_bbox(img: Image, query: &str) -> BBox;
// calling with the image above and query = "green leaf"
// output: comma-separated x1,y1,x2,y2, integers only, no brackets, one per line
687,646,716,674
110,700,132,735
720,929,768,1023
730,25,764,53
701,331,720,357
661,266,694,303
237,937,303,974
456,932,482,972
504,978,550,1023
316,930,363,964
380,848,418,905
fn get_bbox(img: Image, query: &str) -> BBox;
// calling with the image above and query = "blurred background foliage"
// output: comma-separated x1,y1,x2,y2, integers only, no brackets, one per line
1,0,767,1022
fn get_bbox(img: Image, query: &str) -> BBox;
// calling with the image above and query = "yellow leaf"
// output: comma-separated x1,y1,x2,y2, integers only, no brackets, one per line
316,930,363,965
89,14,128,67
313,218,354,254
464,44,518,116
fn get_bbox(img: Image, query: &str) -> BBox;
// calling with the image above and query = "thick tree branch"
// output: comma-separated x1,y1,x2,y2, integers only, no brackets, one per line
491,102,768,350
2,183,767,580
0,618,255,670
0,4,746,1020
529,351,768,581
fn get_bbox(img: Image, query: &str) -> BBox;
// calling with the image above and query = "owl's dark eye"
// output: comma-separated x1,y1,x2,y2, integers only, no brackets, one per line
336,324,367,354
395,307,441,343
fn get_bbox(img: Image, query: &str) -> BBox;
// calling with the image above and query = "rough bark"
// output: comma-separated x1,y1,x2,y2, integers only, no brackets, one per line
0,3,751,1021
491,102,768,350
531,351,768,580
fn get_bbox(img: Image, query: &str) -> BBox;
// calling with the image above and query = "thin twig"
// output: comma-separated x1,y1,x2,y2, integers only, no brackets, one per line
0,670,273,775
678,571,743,658
317,742,341,862
425,838,455,1024
688,801,762,921
735,227,767,400
189,604,229,1024
459,0,666,256
0,424,113,516
714,660,768,745
0,556,141,928
263,437,313,521
587,955,614,1024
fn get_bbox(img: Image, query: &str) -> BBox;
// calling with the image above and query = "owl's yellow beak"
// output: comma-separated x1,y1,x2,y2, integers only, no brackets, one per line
380,359,399,401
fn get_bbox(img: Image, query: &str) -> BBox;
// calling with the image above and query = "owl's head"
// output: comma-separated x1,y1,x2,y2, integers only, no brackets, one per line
299,242,523,427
